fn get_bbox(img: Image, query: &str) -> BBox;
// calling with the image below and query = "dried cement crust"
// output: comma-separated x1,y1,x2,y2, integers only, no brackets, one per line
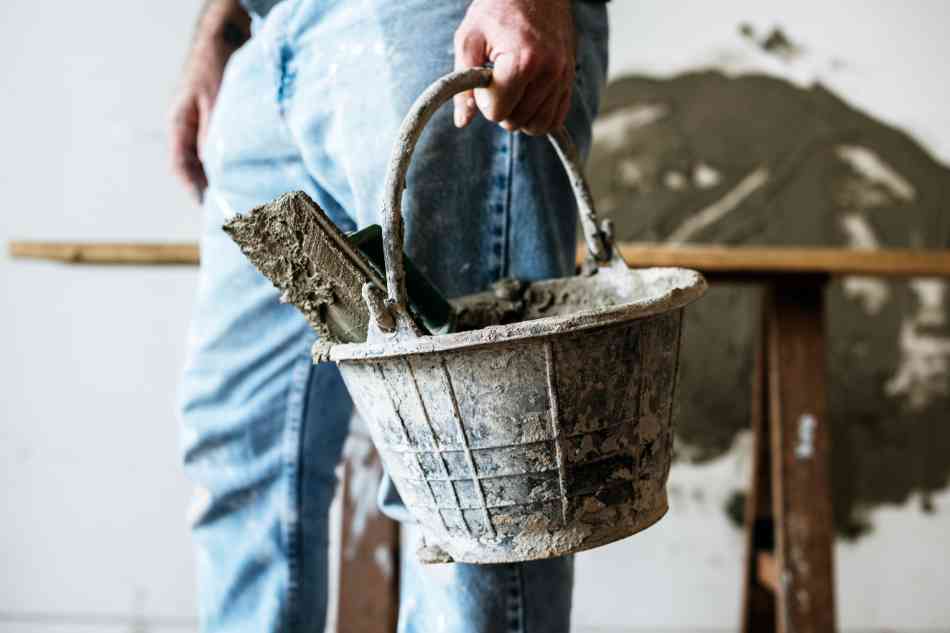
337,297,695,563
223,191,385,344
326,266,705,361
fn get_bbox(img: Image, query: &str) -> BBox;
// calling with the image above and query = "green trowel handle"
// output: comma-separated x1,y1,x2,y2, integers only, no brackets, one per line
348,225,454,335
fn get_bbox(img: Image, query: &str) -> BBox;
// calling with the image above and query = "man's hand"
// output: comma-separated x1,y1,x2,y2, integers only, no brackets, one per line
169,0,250,203
453,0,576,136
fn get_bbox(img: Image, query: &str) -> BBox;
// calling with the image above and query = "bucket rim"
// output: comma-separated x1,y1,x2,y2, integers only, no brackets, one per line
323,266,706,362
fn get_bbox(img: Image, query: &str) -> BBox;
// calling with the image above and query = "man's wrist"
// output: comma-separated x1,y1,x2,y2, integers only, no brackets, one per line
195,0,251,51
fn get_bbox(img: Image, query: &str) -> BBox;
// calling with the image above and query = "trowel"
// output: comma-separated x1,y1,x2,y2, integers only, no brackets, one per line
223,190,456,343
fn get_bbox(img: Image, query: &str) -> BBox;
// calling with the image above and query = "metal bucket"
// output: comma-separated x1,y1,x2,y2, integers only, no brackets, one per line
318,68,707,563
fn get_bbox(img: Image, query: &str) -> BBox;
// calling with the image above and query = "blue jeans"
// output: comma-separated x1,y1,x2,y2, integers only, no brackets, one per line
179,1,608,631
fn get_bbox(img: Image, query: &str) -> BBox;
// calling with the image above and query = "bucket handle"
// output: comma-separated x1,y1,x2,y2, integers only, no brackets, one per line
376,67,620,337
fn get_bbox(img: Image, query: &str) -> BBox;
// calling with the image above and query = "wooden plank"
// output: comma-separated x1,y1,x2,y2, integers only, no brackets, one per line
8,241,200,265
766,280,837,633
11,240,950,278
604,243,950,278
334,425,399,633
740,302,778,633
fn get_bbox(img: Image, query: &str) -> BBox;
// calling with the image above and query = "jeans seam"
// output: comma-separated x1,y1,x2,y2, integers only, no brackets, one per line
502,131,515,279
282,346,312,633
506,564,526,633
487,129,514,282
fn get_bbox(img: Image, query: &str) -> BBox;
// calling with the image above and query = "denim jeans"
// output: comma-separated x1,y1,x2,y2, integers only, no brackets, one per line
179,1,608,631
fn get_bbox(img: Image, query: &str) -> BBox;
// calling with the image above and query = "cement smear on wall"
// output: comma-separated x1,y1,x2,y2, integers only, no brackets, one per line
589,70,950,537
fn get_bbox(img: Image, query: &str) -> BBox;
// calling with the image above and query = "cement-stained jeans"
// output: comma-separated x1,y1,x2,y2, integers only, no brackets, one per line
179,1,608,631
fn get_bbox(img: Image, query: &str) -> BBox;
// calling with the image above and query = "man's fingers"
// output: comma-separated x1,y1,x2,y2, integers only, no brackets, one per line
179,155,208,204
171,148,208,204
453,86,477,129
453,28,486,128
521,89,561,136
197,92,216,154
169,98,207,203
475,51,526,124
506,58,573,135
552,87,572,130
454,92,477,128
502,76,554,131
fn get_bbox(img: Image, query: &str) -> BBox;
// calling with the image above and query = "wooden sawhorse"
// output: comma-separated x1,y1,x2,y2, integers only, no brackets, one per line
611,244,950,633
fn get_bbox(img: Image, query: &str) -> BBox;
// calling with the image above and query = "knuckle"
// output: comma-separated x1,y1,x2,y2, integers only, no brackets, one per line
519,45,564,78
454,28,479,52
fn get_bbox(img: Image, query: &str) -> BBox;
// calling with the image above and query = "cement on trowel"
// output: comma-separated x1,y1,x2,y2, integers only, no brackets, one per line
223,191,386,344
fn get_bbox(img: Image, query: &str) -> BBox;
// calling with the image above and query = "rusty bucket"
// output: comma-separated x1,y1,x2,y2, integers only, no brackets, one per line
318,68,707,563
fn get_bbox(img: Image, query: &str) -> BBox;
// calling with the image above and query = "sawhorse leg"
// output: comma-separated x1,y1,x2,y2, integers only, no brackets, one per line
334,424,400,633
742,279,837,633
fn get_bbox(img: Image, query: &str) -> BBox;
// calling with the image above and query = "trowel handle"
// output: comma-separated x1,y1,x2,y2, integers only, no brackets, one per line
379,67,615,318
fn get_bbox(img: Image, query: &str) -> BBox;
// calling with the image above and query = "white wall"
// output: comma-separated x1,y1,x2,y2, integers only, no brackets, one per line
1,1,200,630
1,1,947,632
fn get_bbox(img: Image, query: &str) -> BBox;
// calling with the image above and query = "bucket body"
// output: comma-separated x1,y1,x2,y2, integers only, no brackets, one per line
338,307,684,563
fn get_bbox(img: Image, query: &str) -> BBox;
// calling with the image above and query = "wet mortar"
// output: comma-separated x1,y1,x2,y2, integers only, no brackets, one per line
590,70,950,537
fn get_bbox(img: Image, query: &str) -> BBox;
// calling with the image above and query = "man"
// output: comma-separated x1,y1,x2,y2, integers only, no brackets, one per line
170,0,608,631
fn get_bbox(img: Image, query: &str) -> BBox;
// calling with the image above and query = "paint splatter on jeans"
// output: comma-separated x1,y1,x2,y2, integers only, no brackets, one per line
179,1,607,631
